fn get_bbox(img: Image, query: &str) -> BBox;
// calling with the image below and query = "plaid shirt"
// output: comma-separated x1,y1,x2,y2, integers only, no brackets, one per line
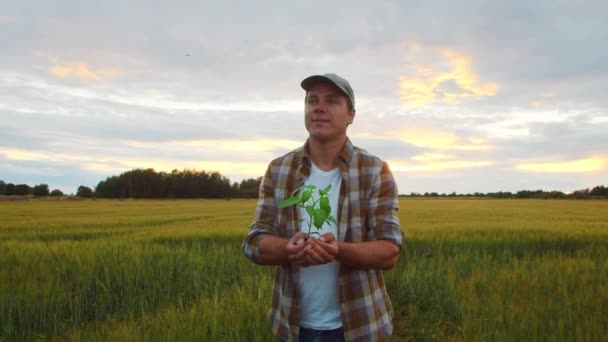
243,138,403,342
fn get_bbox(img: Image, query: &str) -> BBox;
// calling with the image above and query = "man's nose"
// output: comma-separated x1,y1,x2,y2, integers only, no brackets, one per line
313,101,327,113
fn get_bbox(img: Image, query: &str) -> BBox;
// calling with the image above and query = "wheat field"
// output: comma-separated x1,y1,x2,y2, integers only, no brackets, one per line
1,198,607,341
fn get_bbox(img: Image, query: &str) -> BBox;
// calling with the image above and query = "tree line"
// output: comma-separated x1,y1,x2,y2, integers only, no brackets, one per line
0,169,262,199
1,174,607,199
402,186,608,199
94,168,261,198
0,181,65,197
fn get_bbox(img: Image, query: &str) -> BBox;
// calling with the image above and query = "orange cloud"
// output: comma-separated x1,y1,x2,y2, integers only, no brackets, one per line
396,126,494,151
517,157,607,173
399,47,499,107
399,126,457,149
50,63,123,81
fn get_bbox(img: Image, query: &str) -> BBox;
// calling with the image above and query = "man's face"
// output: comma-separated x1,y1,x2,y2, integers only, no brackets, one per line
304,82,355,143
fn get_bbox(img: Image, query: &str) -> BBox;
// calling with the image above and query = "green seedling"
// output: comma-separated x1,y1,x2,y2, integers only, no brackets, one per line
278,184,337,236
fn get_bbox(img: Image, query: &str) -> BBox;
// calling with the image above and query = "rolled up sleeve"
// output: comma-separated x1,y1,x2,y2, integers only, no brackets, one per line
368,162,403,249
243,164,278,264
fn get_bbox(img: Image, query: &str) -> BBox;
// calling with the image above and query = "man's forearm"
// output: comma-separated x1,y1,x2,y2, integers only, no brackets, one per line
337,240,400,270
257,235,289,265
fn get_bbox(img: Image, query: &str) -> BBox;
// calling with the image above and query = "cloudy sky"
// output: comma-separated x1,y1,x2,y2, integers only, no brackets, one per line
1,0,607,195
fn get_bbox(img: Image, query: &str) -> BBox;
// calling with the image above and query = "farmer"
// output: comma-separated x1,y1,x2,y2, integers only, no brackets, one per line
243,73,403,342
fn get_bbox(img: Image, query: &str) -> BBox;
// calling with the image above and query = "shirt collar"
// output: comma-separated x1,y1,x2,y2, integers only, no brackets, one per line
299,137,353,173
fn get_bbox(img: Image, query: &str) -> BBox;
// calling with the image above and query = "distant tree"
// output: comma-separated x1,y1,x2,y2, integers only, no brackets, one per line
239,177,263,198
5,183,15,195
14,184,31,196
231,182,240,197
77,185,94,198
95,168,237,199
33,184,50,196
590,185,607,197
96,175,128,198
0,180,6,195
548,191,566,199
50,189,64,197
570,188,589,199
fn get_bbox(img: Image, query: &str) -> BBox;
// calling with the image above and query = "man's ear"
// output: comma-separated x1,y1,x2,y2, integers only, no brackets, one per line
349,109,356,125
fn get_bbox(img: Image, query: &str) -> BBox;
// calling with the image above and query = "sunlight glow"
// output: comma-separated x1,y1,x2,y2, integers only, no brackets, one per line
399,48,499,107
399,127,457,149
0,146,270,179
398,127,494,151
0,148,48,161
50,63,123,81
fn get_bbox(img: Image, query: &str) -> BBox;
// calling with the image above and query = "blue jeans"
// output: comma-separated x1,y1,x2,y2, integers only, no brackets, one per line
300,327,345,342
279,327,345,342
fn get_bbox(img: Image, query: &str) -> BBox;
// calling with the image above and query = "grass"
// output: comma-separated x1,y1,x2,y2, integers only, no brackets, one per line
1,198,607,340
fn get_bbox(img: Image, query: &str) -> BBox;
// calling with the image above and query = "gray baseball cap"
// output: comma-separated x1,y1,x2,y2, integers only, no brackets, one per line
301,73,355,108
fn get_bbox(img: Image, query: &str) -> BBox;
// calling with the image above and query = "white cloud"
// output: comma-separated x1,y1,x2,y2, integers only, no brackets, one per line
1,1,607,194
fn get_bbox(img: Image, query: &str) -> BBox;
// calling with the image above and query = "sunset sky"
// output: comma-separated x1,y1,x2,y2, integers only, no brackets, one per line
1,1,607,194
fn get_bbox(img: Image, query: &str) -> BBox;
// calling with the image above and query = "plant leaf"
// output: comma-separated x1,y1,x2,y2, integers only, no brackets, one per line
278,196,301,208
320,184,332,195
300,190,311,204
319,197,330,215
306,205,314,218
290,185,305,197
313,209,326,229
327,215,337,225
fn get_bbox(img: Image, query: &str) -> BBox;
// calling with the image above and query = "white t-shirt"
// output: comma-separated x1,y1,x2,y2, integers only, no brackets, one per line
298,163,343,330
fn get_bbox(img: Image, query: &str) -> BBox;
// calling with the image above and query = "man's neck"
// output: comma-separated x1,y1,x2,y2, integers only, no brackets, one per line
308,136,347,171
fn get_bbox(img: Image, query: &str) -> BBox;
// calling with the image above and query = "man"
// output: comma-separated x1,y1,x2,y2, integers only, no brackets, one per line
243,73,403,342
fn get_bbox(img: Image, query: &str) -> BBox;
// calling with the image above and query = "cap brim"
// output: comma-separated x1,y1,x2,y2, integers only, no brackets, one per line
300,73,355,108
301,75,334,91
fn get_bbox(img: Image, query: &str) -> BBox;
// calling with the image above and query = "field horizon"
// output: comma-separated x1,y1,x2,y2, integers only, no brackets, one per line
1,198,607,340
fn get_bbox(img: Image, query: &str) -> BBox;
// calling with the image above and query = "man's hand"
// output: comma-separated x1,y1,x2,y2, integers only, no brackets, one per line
285,231,314,266
305,232,339,265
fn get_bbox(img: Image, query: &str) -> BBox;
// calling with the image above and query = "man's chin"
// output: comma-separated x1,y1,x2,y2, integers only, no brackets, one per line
309,132,345,144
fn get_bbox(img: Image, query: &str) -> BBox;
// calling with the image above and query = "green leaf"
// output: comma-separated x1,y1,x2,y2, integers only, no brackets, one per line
278,196,300,208
306,205,314,218
313,209,326,229
327,215,337,225
300,190,311,204
290,185,305,197
319,197,330,215
320,184,332,195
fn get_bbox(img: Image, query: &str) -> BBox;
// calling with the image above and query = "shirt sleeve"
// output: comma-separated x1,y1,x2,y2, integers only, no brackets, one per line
368,161,403,249
242,163,278,264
